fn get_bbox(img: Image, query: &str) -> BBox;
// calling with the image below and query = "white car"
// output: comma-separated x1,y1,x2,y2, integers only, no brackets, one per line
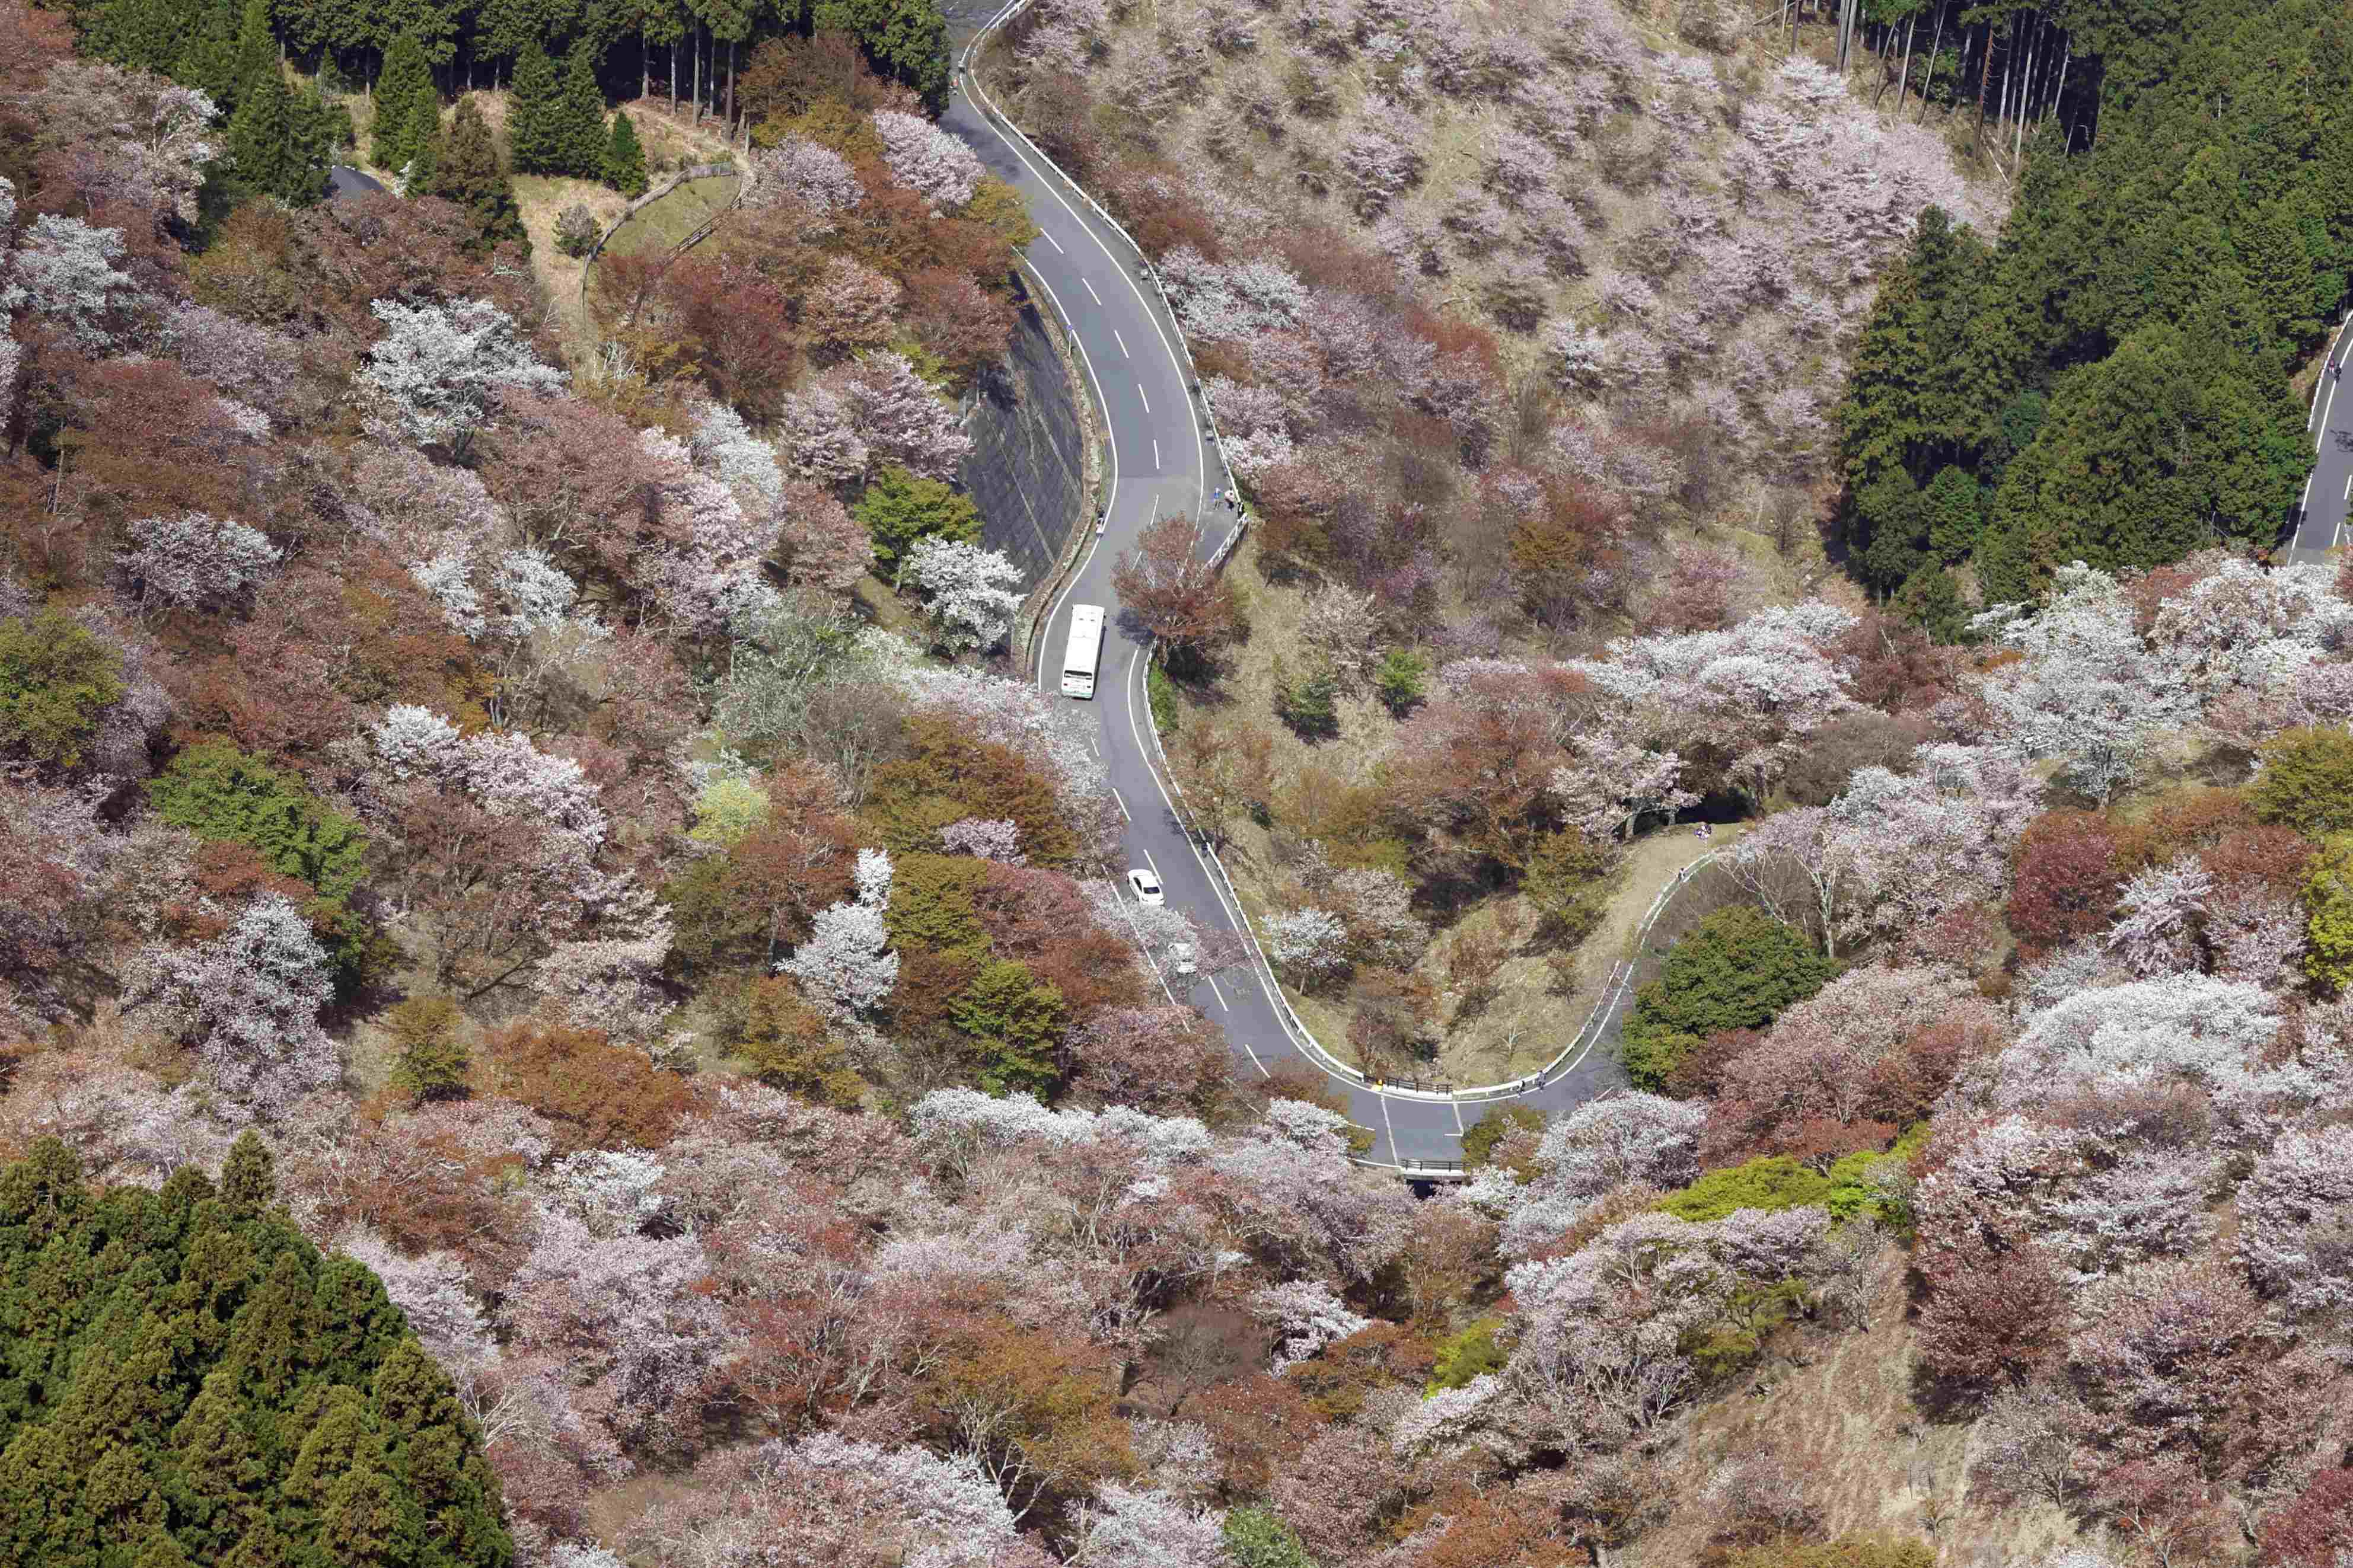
1128,868,1165,906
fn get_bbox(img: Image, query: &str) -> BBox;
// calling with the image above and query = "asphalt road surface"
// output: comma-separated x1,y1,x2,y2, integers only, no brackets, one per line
2290,313,2353,561
328,165,388,199
943,26,1633,1170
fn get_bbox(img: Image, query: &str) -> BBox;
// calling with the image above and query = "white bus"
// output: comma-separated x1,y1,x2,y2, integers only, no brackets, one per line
1061,603,1106,699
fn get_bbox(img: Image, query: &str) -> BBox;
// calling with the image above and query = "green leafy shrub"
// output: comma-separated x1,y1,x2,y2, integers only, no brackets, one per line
1373,647,1428,716
1427,1318,1506,1391
1148,661,1180,734
1621,906,1832,1091
386,995,471,1102
0,1136,514,1566
951,959,1067,1098
1658,1151,1909,1229
855,465,982,573
1223,1507,1316,1568
0,610,125,768
2255,727,2353,834
1274,660,1340,740
1461,1103,1543,1171
151,741,368,898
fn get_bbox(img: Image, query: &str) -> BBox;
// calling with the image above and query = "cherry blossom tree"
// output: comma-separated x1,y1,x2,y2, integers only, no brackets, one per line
359,297,565,459
782,847,900,1017
120,510,282,614
634,1433,1025,1568
1728,745,2040,958
902,537,1025,653
503,1208,734,1460
1263,907,1350,986
636,427,782,634
1246,1279,1370,1372
1550,735,1697,843
362,705,635,997
1474,1090,1705,1259
748,137,868,229
0,213,147,351
121,893,341,1107
872,109,986,210
1072,1485,1227,1568
1570,603,1857,803
829,352,973,483
2238,1125,2353,1318
1973,564,2192,804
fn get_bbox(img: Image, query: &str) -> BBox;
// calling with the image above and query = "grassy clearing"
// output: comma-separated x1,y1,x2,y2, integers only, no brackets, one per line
512,172,633,349
598,174,740,258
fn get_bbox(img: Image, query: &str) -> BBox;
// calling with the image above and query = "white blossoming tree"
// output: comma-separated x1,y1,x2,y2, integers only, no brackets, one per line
901,536,1025,653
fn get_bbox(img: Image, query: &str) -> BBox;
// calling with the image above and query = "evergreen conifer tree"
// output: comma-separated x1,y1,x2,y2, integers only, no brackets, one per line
505,39,565,174
415,97,527,253
89,0,184,74
220,1131,276,1211
228,0,279,107
605,107,647,196
372,30,438,178
176,0,244,106
559,41,610,179
226,72,295,196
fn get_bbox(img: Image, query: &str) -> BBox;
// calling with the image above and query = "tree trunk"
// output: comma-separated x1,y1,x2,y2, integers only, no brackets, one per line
691,23,703,122
725,38,735,130
642,31,650,104
1975,21,1991,132
1918,4,1946,123
669,42,678,112
2049,37,2071,123
2013,18,2043,162
1891,11,1918,110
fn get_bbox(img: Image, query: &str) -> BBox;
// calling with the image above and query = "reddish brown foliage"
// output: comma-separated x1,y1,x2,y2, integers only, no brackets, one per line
1912,1235,2068,1391
166,550,487,771
903,267,1017,386
483,1020,694,1152
868,716,1083,868
1283,1321,1437,1422
2006,810,2124,954
2262,1468,2353,1568
1836,608,1968,714
1190,1374,1327,1496
1404,1487,1576,1568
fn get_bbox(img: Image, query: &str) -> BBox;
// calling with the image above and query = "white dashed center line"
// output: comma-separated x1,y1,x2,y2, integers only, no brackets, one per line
1114,329,1130,357
1137,382,1150,413
1044,231,1064,253
1083,277,1102,305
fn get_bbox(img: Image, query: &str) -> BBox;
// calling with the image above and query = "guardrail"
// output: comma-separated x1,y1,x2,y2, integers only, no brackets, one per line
579,158,751,288
958,3,1251,511
954,8,1732,1114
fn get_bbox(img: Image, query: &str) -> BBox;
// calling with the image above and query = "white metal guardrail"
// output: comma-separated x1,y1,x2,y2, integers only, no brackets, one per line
955,11,1730,1116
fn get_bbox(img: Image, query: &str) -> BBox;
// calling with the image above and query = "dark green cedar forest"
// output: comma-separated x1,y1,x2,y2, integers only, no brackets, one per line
0,1136,511,1568
68,0,952,118
1839,0,2353,614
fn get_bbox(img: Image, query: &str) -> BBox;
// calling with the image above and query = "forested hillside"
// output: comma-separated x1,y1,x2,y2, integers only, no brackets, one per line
9,0,2353,1566
1840,0,2352,617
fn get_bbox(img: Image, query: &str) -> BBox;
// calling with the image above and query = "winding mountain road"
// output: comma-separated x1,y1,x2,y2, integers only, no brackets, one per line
2291,313,2353,561
942,18,1634,1169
